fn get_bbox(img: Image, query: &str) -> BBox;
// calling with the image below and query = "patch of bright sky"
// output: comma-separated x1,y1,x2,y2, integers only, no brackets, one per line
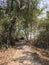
0,0,6,7
38,0,49,19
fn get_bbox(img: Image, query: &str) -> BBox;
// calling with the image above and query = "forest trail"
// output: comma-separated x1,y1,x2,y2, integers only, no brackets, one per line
0,43,49,65
7,45,42,65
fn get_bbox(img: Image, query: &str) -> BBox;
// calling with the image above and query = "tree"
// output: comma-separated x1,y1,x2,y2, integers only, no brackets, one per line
0,0,43,47
19,0,41,40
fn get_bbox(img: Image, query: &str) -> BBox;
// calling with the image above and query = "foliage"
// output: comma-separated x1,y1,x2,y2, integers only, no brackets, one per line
34,30,49,49
0,0,48,48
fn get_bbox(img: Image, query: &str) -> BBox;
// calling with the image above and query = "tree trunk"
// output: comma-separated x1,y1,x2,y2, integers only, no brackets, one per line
6,17,16,47
11,0,13,11
24,30,28,41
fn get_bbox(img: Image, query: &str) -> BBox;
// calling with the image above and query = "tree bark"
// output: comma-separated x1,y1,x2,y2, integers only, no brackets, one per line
6,17,16,47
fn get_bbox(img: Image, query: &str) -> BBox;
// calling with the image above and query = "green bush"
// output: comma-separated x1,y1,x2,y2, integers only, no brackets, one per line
34,31,49,49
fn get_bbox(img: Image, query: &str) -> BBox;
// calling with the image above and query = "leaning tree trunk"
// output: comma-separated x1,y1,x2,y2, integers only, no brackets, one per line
6,17,16,47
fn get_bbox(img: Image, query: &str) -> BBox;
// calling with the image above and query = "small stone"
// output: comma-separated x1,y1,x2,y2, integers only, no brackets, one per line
23,60,31,64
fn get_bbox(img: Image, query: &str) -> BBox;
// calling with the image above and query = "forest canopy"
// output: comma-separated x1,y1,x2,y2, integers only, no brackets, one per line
0,0,49,49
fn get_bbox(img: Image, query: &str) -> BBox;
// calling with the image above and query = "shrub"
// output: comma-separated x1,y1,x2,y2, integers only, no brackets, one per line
34,31,49,49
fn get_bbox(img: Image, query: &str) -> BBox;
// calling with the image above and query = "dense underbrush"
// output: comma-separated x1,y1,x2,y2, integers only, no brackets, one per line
33,31,49,49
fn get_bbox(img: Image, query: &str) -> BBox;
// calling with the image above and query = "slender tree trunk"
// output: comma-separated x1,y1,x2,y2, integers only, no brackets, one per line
24,29,28,41
11,0,13,11
6,17,16,47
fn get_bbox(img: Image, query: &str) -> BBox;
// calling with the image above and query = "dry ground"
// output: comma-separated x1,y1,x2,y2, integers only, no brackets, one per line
0,43,49,65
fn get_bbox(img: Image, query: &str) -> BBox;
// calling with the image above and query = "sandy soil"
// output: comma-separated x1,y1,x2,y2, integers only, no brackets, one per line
0,44,49,65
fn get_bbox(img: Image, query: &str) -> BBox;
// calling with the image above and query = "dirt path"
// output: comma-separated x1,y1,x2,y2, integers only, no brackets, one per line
0,44,49,65
7,45,41,65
